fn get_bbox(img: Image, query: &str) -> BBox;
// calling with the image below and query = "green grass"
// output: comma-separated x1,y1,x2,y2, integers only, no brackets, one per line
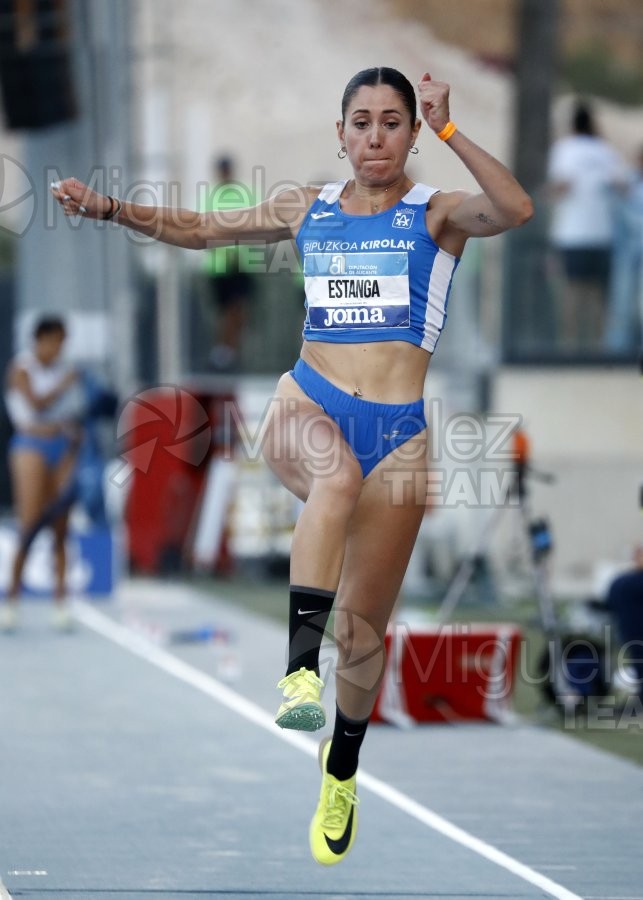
191,572,643,768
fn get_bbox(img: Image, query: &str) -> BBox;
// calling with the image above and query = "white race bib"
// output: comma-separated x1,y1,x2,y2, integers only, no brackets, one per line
304,252,410,330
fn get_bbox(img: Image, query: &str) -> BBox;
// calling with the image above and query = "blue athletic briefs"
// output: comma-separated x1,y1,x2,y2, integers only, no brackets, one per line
9,432,73,468
296,181,460,353
290,359,426,479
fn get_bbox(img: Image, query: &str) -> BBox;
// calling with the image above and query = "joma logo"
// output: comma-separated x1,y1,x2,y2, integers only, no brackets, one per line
323,307,386,326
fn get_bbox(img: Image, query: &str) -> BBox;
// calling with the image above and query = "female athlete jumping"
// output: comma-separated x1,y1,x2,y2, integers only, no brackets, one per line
51,67,532,865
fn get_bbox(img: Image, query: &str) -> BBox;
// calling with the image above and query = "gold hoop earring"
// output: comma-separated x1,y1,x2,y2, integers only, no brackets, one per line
410,146,419,155
337,147,347,159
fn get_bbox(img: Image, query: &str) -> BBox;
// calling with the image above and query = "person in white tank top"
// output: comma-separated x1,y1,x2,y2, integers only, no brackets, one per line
2,316,82,631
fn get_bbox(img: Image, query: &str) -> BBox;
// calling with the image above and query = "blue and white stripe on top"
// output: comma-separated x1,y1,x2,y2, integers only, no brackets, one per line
296,180,459,353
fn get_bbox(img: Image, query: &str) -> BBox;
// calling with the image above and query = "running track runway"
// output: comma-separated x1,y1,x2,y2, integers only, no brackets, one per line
1,580,641,899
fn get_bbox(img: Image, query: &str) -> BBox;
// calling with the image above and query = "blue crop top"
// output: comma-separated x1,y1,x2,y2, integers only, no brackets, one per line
296,180,459,353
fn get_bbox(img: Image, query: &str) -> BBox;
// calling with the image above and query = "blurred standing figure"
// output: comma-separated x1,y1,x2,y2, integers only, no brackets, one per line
547,101,629,351
1,316,82,631
606,545,643,700
202,155,256,371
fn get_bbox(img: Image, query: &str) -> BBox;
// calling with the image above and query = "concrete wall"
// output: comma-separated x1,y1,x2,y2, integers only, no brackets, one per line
492,367,642,590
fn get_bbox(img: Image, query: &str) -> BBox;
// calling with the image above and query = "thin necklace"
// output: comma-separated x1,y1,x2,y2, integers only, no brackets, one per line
351,178,407,212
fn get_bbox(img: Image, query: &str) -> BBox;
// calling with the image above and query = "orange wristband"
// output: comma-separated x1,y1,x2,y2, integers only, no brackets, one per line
437,121,457,142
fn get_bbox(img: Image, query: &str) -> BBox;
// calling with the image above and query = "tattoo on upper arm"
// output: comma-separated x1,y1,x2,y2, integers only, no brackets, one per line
474,211,500,227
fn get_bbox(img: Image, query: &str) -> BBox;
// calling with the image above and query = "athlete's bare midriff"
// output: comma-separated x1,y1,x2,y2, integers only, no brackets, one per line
300,339,431,404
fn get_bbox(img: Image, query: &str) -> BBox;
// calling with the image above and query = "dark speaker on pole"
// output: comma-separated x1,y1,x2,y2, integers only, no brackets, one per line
0,0,77,130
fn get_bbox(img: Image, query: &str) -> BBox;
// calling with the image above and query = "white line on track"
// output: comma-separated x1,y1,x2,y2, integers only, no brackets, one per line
74,600,584,900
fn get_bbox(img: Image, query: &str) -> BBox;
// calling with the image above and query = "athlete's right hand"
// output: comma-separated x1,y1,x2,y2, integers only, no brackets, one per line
50,177,112,219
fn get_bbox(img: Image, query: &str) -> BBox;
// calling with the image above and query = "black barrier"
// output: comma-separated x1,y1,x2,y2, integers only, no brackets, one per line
0,0,77,130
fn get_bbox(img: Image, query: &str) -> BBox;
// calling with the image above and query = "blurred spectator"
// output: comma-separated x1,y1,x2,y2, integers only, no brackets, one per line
201,155,257,372
547,102,630,352
605,145,643,354
1,316,84,631
605,545,643,700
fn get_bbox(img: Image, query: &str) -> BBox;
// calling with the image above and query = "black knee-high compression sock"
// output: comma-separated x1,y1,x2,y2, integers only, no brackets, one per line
326,704,369,781
286,585,335,676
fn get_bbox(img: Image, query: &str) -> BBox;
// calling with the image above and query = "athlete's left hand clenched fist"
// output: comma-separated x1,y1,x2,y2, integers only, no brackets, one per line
418,73,451,134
